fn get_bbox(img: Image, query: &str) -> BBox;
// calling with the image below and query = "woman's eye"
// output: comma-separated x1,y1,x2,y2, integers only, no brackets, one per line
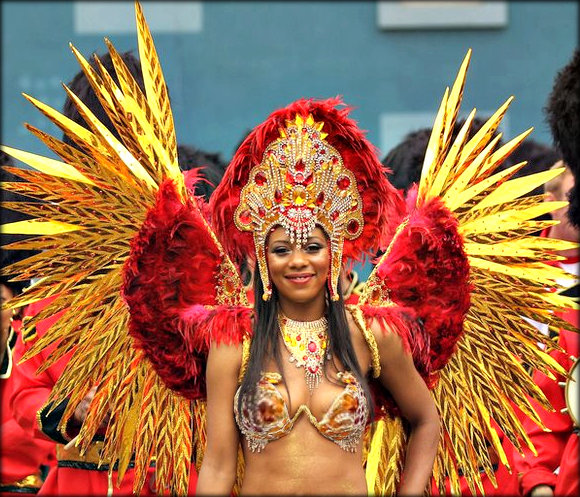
305,244,322,253
272,247,290,255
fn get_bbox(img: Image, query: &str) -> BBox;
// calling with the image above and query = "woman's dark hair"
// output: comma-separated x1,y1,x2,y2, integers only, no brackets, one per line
236,264,374,418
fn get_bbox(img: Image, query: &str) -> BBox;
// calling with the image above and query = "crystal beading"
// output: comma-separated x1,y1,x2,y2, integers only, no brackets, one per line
278,312,329,394
234,114,364,301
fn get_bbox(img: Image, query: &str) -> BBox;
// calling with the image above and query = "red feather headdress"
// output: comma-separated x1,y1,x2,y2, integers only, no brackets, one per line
210,97,405,300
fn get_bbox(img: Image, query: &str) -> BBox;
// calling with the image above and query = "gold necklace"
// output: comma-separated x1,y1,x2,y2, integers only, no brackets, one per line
278,312,330,394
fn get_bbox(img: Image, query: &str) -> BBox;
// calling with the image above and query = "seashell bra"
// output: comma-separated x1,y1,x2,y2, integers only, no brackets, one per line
234,370,368,453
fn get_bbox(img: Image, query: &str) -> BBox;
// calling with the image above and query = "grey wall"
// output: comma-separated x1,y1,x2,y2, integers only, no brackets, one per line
2,1,578,164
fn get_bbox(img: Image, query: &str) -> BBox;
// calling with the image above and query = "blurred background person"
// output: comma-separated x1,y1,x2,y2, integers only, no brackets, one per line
513,161,579,497
1,148,55,495
544,49,579,229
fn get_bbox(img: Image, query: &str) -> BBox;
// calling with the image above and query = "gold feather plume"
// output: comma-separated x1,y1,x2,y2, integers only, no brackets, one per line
0,2,244,494
363,50,578,495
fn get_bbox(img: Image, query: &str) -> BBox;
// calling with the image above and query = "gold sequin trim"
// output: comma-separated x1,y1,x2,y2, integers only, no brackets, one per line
347,304,381,378
238,336,251,383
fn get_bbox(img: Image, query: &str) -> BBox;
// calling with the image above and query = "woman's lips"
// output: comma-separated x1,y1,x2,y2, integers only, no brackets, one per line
285,274,314,284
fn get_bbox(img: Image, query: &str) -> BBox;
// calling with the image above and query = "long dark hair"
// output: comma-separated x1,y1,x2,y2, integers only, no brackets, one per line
237,268,374,417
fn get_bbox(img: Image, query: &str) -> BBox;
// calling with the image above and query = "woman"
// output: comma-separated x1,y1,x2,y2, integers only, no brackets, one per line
189,99,442,495
197,231,439,495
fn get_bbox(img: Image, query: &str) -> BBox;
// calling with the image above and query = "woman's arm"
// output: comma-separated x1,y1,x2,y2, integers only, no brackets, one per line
196,340,242,496
373,324,440,496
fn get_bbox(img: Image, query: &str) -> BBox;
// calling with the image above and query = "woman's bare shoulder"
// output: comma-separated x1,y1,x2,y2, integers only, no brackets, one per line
208,339,244,376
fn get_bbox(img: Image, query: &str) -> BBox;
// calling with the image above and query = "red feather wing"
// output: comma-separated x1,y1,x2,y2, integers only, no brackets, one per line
121,178,251,399
359,185,471,399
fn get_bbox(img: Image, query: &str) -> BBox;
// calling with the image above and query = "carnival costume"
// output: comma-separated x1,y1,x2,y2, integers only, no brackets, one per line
1,3,578,495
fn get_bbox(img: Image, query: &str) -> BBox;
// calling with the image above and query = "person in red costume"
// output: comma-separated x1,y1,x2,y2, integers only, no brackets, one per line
0,250,56,496
10,295,165,496
514,162,579,497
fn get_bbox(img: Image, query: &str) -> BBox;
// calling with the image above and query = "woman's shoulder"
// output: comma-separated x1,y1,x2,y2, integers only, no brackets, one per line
208,337,246,377
346,304,407,345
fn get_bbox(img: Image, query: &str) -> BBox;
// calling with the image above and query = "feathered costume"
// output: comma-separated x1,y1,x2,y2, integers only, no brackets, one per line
1,3,578,495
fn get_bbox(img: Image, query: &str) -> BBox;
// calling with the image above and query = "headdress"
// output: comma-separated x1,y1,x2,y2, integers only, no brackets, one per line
210,98,405,300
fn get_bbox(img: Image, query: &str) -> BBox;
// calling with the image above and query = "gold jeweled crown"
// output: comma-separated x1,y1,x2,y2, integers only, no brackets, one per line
234,114,364,300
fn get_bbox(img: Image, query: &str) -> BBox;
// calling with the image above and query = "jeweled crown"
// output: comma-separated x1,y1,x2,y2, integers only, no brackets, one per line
234,114,364,300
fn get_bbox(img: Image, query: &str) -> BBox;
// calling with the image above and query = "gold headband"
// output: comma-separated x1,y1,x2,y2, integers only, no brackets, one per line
234,114,364,301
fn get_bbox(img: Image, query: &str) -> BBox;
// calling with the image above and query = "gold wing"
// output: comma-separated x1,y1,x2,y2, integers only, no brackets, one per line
362,50,578,495
1,2,246,494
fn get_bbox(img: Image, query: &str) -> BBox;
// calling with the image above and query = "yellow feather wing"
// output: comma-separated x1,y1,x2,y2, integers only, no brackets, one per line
424,51,577,495
1,2,244,494
363,50,578,495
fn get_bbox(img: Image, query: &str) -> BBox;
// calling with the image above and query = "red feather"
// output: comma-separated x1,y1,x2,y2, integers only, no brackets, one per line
122,179,250,399
376,186,471,373
210,97,406,266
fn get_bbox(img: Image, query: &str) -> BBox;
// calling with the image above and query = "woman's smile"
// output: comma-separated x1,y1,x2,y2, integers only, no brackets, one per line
266,226,330,312
285,272,315,284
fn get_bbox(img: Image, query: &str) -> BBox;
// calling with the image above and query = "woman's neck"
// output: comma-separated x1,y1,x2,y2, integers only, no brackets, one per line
277,297,326,322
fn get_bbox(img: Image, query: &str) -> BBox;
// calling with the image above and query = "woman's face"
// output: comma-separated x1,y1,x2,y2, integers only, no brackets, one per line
266,226,330,307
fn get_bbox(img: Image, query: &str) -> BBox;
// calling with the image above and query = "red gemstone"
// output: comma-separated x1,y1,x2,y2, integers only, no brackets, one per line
319,149,326,155
303,355,308,362
308,366,319,374
296,335,301,341
301,127,307,134
258,207,266,218
255,171,267,186
347,219,360,234
239,210,251,225
337,176,351,190
224,278,235,294
331,156,338,165
295,159,305,172
295,173,304,183
303,173,313,186
316,192,325,206
274,190,283,203
331,210,340,221
308,341,317,352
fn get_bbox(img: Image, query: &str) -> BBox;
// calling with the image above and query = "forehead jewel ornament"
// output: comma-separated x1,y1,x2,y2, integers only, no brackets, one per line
234,113,364,301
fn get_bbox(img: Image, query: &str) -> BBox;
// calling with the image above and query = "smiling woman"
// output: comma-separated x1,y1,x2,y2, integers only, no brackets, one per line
266,226,330,311
190,98,443,496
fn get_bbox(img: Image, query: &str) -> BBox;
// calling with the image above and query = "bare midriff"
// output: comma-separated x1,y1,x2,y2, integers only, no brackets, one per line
239,416,367,495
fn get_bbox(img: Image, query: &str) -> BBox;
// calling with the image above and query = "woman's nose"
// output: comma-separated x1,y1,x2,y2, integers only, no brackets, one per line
288,247,308,267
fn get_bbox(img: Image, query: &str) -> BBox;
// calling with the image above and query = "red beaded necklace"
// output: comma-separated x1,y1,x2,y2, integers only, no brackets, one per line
278,312,330,394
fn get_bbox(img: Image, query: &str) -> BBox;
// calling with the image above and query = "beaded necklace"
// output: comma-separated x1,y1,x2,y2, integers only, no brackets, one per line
278,313,330,394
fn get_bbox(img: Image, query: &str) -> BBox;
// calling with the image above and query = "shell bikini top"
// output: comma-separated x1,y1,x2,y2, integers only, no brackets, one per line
234,370,369,453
